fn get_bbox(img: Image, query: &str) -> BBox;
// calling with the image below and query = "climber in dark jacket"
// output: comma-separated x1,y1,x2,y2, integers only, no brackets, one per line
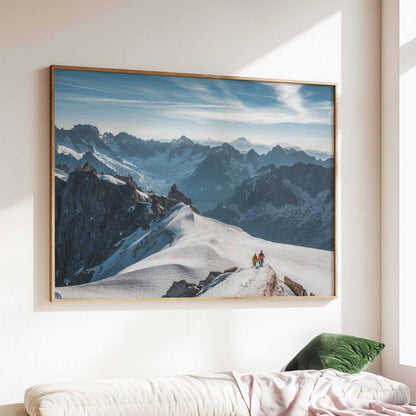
258,250,265,267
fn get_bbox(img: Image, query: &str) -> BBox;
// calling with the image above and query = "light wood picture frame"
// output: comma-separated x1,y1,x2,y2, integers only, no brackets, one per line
50,65,337,302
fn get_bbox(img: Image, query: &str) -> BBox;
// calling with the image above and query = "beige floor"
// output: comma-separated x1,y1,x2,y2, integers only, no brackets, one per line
14,406,28,416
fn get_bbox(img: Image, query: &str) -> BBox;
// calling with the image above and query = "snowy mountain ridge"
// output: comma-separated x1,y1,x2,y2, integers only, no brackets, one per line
55,124,334,210
196,264,296,298
56,204,333,299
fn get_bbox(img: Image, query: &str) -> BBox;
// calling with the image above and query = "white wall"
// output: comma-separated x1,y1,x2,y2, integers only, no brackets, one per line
381,0,416,401
398,0,416,371
0,0,381,414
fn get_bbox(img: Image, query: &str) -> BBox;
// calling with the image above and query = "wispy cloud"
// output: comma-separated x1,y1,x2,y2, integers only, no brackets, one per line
174,78,212,93
163,80,332,126
159,81,331,126
263,82,333,125
60,96,148,104
55,81,123,96
59,95,231,110
166,107,329,125
272,84,305,114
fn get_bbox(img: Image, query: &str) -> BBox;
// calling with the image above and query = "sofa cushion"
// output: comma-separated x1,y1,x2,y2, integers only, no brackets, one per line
24,374,249,416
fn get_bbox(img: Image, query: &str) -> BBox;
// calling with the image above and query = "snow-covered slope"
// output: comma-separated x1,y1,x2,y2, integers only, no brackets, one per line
97,174,126,185
54,167,68,182
56,204,334,299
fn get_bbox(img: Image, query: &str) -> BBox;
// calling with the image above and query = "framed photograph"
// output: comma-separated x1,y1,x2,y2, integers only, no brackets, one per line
50,65,337,301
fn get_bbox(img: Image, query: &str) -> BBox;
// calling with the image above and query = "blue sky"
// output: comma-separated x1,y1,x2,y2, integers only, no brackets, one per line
55,69,335,153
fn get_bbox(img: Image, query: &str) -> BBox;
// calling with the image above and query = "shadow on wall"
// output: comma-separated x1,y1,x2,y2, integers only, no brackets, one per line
400,37,416,74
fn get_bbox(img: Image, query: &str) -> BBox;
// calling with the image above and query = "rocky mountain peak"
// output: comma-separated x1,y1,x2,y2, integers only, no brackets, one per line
75,162,96,172
72,124,100,138
113,131,142,145
168,184,199,214
220,142,236,152
235,137,249,143
56,163,70,174
114,174,139,190
229,137,252,149
176,135,193,144
257,163,279,175
268,144,285,155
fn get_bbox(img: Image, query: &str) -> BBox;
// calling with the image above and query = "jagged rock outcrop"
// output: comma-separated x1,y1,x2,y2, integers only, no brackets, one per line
56,163,70,174
168,184,193,206
263,271,295,297
284,276,308,296
55,170,154,286
168,184,199,214
163,280,200,298
75,162,96,172
151,185,199,215
198,271,222,288
55,169,199,287
114,174,139,189
163,269,233,298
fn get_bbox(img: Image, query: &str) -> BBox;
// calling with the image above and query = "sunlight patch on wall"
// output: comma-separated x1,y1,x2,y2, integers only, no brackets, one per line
233,11,341,86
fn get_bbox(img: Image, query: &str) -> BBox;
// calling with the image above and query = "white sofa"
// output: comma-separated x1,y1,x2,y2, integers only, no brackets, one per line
16,371,411,416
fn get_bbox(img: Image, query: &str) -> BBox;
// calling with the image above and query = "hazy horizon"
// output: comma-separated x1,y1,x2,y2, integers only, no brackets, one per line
56,122,334,155
55,69,335,153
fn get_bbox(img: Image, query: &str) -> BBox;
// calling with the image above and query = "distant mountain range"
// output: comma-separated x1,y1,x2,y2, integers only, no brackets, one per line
55,124,333,211
199,137,273,155
178,140,332,211
205,162,334,250
55,126,211,194
199,137,333,160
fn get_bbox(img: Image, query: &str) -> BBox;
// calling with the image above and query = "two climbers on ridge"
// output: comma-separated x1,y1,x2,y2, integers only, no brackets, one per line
252,250,265,268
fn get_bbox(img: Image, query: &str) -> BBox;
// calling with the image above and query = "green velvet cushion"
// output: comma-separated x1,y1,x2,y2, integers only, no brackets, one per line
285,333,385,373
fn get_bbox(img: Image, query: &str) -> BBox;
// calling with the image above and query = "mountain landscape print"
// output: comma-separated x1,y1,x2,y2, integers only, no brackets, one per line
51,66,336,300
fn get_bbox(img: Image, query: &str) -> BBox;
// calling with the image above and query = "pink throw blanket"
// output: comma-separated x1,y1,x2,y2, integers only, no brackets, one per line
230,369,416,416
